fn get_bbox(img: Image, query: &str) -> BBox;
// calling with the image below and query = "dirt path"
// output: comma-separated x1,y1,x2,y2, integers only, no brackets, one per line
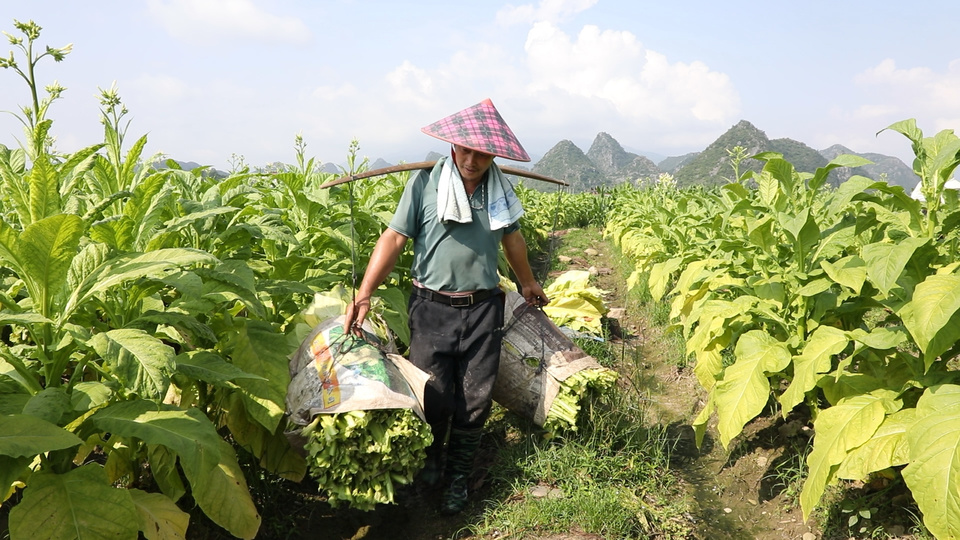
563,230,818,540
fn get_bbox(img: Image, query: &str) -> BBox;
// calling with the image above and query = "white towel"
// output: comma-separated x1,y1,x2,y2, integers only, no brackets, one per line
436,157,524,230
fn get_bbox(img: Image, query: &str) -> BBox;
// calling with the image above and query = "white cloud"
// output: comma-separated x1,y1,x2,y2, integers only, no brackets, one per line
384,61,436,106
524,22,740,126
311,83,358,101
850,58,960,139
147,0,310,45
496,0,599,25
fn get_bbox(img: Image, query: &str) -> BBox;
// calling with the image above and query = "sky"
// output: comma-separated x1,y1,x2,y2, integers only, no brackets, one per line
1,0,958,173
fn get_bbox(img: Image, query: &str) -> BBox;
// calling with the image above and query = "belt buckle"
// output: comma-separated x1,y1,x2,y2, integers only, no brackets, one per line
449,294,472,307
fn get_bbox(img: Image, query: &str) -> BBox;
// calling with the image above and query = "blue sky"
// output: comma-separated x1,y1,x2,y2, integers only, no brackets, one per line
1,0,958,172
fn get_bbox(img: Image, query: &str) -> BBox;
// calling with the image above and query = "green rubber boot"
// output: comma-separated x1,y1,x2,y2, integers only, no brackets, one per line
417,424,448,490
440,428,482,515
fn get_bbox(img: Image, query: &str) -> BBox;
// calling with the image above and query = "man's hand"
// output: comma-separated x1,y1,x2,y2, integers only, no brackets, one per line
522,282,549,307
343,297,370,336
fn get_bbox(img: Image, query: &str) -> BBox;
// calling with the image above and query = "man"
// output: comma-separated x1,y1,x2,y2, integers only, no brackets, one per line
343,99,547,514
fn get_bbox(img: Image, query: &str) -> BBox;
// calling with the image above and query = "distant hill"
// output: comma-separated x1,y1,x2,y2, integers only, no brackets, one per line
659,152,699,174
533,140,606,192
586,132,660,184
819,144,918,189
672,120,855,188
315,119,918,192
673,120,771,188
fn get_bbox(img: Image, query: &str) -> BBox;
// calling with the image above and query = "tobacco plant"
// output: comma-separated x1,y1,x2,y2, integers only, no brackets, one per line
609,122,960,539
0,20,404,539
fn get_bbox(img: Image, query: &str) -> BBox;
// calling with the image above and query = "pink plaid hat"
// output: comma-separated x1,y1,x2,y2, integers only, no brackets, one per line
421,99,530,162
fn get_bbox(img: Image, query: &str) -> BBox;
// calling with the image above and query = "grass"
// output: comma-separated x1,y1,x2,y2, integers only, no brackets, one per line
461,228,696,539
468,380,693,539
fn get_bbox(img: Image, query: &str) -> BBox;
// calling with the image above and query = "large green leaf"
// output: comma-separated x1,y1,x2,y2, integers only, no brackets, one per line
17,213,85,318
22,387,71,425
90,329,175,400
715,330,792,447
182,438,261,540
902,385,960,540
820,255,866,294
0,414,82,457
225,319,292,432
779,326,848,415
800,394,892,519
62,248,219,322
174,350,265,386
837,407,914,480
9,465,139,540
811,154,873,192
862,238,928,297
900,274,960,368
148,444,186,503
222,393,306,481
130,489,189,540
89,400,222,476
0,454,31,501
26,156,61,224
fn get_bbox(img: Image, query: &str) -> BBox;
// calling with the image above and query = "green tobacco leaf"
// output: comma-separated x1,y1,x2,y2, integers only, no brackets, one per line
90,400,222,476
148,444,186,503
198,261,265,319
130,489,189,540
17,214,84,318
70,381,115,412
648,257,683,301
183,438,261,540
9,465,139,540
837,407,914,480
66,242,110,296
778,208,810,243
820,256,866,294
820,373,885,406
27,157,61,224
811,154,874,191
222,393,306,481
174,350,265,386
780,326,848,415
902,385,960,540
862,238,927,298
0,455,30,501
89,215,136,251
900,274,960,367
374,286,410,346
0,414,82,457
91,329,175,400
715,330,792,448
693,339,726,392
63,248,219,322
161,206,238,234
22,387,71,425
226,319,292,432
801,395,891,520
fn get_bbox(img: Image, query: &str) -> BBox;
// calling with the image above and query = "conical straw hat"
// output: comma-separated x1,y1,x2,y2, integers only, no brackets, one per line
421,99,530,162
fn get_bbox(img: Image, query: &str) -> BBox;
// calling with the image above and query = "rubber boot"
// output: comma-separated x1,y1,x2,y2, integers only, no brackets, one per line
416,423,448,490
440,427,482,515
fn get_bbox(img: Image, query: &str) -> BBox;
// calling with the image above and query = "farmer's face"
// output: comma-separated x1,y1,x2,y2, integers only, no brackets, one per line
453,145,494,184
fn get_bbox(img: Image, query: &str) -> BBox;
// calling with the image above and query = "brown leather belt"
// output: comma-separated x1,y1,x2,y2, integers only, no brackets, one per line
411,286,501,307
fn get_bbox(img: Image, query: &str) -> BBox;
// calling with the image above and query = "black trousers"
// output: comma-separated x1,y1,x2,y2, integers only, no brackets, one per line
407,290,505,433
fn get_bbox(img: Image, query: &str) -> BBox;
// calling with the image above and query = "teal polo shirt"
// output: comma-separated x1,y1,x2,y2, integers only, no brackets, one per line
388,159,520,292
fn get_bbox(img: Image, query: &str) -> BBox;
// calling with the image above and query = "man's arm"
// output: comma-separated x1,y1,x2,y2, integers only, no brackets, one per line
501,230,548,305
343,228,409,333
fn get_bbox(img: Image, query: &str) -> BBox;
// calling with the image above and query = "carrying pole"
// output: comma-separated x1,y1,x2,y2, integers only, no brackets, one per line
318,160,568,189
